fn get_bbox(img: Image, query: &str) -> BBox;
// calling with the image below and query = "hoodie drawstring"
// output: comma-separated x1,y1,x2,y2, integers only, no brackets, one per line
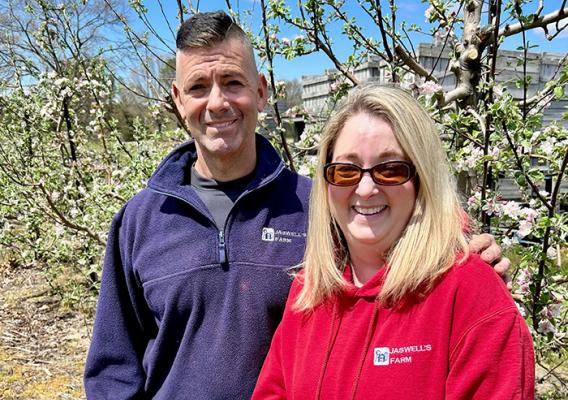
350,299,380,400
315,302,341,400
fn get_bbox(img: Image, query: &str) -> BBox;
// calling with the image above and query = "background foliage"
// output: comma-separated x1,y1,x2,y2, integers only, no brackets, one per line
0,0,566,397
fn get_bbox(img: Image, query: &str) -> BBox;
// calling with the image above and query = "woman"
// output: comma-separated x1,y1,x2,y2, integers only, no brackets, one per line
253,85,534,399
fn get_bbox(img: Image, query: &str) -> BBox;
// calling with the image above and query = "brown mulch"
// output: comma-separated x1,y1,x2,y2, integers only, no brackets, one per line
0,262,91,399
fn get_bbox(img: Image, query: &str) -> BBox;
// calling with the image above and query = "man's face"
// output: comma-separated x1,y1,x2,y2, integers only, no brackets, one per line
172,37,268,177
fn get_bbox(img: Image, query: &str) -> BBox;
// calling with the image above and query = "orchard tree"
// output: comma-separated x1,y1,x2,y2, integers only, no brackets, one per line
0,0,184,309
1,0,567,396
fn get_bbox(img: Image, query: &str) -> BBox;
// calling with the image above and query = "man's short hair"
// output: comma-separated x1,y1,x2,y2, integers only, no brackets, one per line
176,11,250,50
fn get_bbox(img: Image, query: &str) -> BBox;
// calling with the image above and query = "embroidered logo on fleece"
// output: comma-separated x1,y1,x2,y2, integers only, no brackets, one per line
373,344,432,366
261,227,306,243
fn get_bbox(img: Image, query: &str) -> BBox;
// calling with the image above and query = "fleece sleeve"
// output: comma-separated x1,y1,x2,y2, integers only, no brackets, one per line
446,306,535,399
84,209,152,399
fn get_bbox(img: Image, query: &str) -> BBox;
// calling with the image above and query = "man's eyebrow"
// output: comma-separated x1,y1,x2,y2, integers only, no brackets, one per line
220,70,247,79
183,72,206,84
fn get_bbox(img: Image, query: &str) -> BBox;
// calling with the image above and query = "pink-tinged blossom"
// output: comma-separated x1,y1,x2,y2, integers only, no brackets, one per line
419,80,442,95
517,220,533,238
514,267,531,297
330,80,344,92
522,207,539,222
537,319,555,335
467,192,481,211
456,145,484,172
433,30,445,46
543,301,562,319
482,197,501,216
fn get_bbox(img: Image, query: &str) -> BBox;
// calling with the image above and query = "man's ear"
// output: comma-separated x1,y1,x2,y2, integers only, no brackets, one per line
257,74,269,112
171,80,185,119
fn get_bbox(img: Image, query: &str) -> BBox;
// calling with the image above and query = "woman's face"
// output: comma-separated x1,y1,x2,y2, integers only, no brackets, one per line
328,112,417,260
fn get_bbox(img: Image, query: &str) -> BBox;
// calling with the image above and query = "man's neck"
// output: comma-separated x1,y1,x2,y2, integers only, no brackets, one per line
194,151,256,182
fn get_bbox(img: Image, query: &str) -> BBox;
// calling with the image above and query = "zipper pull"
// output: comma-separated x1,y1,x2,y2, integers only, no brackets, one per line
218,230,227,264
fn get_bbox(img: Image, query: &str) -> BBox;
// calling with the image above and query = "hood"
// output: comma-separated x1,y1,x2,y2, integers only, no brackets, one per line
341,263,387,299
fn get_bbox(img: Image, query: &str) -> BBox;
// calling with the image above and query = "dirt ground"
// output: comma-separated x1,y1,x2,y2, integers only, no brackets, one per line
0,262,91,399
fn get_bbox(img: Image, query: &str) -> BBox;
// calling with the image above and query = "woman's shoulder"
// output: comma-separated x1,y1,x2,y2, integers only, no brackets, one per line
438,253,517,317
448,253,509,289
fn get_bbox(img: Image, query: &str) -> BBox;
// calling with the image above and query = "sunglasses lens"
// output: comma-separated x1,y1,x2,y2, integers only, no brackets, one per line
326,164,361,186
373,163,411,185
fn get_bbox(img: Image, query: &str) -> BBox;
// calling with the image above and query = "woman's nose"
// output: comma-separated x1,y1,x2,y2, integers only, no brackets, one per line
354,173,379,198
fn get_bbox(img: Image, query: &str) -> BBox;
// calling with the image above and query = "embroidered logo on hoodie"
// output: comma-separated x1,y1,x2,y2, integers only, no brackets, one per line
262,227,306,243
374,344,432,366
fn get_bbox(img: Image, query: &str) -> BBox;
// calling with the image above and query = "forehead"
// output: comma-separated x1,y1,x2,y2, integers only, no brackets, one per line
332,112,404,161
176,38,257,78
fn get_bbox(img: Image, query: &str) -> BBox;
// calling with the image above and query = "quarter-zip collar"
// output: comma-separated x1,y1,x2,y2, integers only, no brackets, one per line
147,134,285,212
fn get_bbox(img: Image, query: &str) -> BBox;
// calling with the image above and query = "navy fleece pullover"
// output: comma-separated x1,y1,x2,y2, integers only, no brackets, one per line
84,135,311,399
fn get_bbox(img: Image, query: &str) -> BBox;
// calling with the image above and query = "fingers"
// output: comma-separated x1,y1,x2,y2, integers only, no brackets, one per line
468,233,497,255
491,256,511,276
468,234,512,288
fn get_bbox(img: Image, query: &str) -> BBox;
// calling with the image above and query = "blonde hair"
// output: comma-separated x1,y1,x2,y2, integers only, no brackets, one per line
295,84,469,310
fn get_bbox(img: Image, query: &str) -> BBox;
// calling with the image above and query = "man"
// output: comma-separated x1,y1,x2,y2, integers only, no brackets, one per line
84,11,508,399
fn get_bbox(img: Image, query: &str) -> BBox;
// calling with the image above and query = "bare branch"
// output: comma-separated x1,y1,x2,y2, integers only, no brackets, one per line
177,0,185,22
440,85,474,107
499,7,568,39
395,45,437,81
259,0,295,170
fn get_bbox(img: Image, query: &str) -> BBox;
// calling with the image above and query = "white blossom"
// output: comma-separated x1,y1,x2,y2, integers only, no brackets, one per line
502,201,522,220
515,302,527,317
540,137,557,156
546,246,557,260
425,5,435,20
501,236,519,249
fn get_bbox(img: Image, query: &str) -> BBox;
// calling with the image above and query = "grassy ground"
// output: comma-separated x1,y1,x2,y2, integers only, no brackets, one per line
0,261,90,399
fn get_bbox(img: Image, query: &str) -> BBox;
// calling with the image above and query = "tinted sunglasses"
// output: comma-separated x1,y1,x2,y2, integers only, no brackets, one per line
324,161,416,186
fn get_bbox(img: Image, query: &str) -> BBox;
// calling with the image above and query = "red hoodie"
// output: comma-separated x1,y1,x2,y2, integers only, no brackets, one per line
253,254,534,399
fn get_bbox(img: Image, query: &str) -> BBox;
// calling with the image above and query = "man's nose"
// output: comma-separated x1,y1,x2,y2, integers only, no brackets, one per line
206,84,229,113
354,173,379,199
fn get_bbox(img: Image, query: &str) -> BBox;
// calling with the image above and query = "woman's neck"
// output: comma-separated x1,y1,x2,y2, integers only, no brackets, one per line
349,250,385,287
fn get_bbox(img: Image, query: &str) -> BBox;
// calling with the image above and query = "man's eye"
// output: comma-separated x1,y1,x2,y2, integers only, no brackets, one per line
227,80,243,87
188,84,206,92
